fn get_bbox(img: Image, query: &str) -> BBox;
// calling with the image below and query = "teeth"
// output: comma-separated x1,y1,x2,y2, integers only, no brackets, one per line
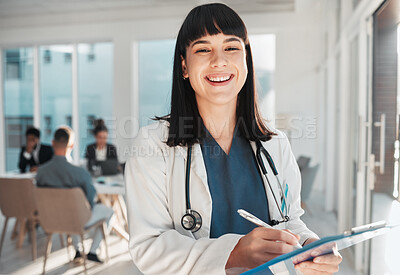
208,75,231,82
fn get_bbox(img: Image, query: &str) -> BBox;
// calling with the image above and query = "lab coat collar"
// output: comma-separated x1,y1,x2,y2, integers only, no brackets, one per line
176,144,208,185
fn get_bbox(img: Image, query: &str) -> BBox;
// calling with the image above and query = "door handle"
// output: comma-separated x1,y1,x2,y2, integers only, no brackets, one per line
374,113,386,174
368,154,376,191
357,115,368,173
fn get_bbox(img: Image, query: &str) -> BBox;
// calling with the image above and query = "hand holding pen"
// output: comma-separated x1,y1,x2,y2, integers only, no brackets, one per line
238,209,302,249
226,209,303,270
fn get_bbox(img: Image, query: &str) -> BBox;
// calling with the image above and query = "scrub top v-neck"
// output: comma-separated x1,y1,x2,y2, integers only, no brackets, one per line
200,127,270,238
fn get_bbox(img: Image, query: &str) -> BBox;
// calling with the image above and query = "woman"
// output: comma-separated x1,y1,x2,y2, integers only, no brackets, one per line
85,119,118,172
125,3,342,275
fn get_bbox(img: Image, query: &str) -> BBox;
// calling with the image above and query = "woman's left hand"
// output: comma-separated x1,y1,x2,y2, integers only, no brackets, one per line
294,238,342,274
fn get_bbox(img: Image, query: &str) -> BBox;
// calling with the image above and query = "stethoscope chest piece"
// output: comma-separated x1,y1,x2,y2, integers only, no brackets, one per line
181,209,202,233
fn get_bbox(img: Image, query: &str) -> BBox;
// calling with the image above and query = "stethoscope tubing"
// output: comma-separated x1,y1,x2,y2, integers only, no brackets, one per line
185,146,193,211
261,172,287,221
256,140,289,223
183,140,290,232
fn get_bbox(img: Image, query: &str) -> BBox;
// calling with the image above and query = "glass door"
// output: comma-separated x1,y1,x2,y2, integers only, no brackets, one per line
369,0,400,273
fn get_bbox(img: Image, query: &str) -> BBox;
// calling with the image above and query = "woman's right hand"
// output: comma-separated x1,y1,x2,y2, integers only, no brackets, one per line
226,227,300,270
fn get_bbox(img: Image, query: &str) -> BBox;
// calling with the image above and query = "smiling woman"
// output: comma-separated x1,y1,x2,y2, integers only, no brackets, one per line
124,3,342,275
161,3,274,149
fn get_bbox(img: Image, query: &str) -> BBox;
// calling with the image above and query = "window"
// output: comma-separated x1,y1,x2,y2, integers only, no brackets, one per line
2,48,34,171
1,42,114,171
138,39,175,126
78,43,113,157
249,34,276,121
39,45,73,146
64,52,72,63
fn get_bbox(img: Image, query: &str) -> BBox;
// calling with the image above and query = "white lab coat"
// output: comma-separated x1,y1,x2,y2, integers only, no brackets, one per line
125,121,318,275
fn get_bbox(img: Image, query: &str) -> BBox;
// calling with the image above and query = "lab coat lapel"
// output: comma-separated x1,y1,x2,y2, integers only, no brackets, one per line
250,141,284,228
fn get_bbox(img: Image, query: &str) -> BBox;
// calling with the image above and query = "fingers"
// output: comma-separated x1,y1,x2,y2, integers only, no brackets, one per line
253,227,300,246
283,229,300,241
294,252,342,274
259,239,297,254
313,252,343,265
295,261,339,273
294,267,332,275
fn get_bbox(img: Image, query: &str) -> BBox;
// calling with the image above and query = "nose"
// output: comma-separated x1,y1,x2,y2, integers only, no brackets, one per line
210,49,227,68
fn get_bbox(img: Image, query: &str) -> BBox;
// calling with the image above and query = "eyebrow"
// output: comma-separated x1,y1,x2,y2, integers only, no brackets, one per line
191,37,242,47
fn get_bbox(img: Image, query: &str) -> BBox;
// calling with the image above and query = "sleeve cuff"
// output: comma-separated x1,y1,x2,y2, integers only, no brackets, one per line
23,151,32,160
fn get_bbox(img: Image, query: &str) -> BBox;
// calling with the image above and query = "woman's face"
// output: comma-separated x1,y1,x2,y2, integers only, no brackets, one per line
95,130,108,147
182,33,248,108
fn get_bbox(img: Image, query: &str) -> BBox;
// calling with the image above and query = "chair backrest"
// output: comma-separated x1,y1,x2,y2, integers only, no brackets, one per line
300,164,320,202
34,187,91,235
0,178,37,219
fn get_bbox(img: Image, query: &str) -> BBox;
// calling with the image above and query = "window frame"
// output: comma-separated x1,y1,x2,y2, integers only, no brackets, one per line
0,40,113,172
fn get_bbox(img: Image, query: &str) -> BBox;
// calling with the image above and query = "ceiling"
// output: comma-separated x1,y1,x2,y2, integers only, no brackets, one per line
0,0,295,19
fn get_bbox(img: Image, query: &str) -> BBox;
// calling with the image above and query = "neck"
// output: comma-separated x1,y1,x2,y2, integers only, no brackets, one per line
54,148,69,157
197,100,236,141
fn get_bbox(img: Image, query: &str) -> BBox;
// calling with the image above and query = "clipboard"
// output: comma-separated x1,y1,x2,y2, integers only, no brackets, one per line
242,220,397,275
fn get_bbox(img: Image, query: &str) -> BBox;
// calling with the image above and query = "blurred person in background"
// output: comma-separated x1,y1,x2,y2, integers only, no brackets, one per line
18,127,53,173
85,119,118,172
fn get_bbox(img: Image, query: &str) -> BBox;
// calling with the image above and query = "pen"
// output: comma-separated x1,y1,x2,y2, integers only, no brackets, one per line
237,209,302,249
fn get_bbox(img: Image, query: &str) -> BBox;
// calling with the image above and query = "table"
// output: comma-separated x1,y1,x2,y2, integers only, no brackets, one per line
93,175,129,241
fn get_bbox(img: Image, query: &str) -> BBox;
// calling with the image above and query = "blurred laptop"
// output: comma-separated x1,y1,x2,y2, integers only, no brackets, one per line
98,159,120,176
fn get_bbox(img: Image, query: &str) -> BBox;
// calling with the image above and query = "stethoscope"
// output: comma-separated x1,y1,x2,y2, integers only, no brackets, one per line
180,140,290,233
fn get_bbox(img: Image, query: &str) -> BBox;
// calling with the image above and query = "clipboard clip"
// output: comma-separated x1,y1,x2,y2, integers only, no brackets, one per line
344,220,387,236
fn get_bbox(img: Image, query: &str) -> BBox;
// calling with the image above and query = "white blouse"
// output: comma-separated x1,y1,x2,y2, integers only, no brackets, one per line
95,147,107,161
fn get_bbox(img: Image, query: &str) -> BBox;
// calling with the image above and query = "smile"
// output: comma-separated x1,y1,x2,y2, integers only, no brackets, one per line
205,74,234,84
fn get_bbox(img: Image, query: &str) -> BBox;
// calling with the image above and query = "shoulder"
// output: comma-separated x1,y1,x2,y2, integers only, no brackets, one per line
259,127,292,159
85,144,96,155
126,121,171,164
86,143,96,150
107,143,117,150
36,158,54,176
263,127,289,146
134,121,169,149
71,163,91,178
38,157,55,169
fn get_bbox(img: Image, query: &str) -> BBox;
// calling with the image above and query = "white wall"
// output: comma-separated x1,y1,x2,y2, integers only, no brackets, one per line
0,1,326,173
244,1,326,191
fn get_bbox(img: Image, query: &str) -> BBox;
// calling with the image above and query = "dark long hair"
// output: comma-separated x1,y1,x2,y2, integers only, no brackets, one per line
157,3,275,146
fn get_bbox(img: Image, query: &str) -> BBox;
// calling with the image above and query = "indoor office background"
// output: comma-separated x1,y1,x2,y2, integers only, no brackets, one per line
0,0,399,274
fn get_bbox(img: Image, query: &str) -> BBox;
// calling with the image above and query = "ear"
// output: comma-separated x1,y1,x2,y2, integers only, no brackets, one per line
181,55,188,78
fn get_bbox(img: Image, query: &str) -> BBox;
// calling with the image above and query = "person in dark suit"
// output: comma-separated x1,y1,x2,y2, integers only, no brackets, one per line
18,127,54,173
85,119,118,172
